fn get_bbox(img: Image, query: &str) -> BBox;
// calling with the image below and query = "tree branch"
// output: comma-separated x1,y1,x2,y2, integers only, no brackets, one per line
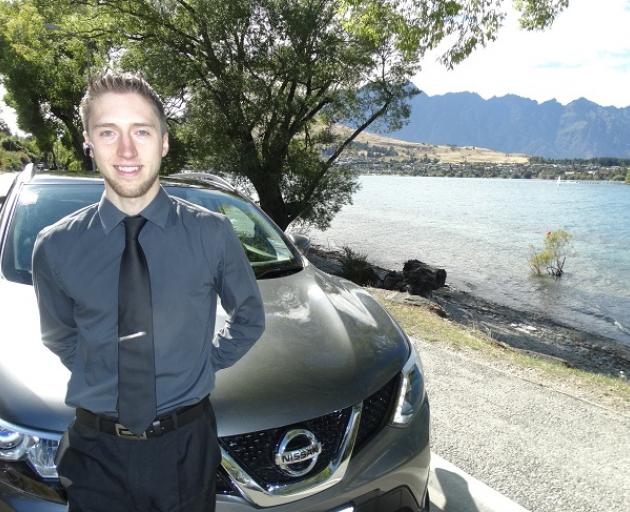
287,80,333,137
175,0,197,18
91,0,203,47
291,98,391,223
325,101,390,167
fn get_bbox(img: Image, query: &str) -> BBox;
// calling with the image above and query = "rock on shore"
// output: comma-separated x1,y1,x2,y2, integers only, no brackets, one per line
307,245,447,296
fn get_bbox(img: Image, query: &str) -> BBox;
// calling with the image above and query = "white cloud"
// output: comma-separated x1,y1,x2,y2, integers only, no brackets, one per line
414,0,630,108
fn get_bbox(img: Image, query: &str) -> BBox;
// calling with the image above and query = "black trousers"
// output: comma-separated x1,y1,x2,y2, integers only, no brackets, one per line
56,401,221,512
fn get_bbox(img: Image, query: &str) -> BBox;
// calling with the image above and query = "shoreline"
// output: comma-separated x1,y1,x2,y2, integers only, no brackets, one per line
429,285,630,377
357,173,628,184
307,244,630,378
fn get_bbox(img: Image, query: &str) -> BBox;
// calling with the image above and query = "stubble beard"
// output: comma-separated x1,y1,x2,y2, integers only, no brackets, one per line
102,170,159,199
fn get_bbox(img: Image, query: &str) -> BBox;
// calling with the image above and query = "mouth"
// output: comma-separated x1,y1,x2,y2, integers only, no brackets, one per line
114,165,143,177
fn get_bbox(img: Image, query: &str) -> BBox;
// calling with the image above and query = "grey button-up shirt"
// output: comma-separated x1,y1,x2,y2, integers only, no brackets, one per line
32,186,265,416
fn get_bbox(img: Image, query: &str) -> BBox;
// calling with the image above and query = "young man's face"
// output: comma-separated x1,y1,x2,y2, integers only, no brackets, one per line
83,91,169,211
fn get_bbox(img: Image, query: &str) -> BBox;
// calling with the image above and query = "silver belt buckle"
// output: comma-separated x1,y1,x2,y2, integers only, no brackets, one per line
114,423,147,440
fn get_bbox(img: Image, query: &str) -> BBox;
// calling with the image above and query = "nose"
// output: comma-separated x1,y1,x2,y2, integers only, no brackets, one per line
117,132,138,159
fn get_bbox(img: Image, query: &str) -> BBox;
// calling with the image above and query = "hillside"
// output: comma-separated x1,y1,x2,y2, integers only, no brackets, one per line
333,126,530,164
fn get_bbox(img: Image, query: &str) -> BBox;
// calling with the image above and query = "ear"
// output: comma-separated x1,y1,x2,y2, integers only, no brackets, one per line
83,131,93,158
161,132,170,157
83,131,92,147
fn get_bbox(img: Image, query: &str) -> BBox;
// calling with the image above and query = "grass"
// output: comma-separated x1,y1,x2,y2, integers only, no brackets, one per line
369,288,630,413
381,298,490,351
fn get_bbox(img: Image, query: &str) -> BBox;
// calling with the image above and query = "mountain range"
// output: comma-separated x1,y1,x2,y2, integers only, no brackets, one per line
383,91,630,159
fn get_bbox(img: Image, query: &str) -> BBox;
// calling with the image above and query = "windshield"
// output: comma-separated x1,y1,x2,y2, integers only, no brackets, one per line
1,182,301,285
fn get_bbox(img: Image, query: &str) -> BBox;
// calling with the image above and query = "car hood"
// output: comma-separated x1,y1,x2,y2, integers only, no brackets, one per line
0,264,409,436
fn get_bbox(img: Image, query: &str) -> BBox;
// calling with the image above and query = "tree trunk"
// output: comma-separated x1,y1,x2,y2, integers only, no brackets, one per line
251,172,290,231
51,108,92,171
67,124,92,171
237,134,292,230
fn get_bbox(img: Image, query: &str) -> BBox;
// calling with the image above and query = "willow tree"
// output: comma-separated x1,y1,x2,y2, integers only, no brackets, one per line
20,0,568,228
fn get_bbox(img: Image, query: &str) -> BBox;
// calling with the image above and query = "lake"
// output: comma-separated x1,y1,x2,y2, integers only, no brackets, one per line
307,176,630,347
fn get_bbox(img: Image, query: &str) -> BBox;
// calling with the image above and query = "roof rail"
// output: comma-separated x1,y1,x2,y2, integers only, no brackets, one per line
22,162,35,180
176,171,236,191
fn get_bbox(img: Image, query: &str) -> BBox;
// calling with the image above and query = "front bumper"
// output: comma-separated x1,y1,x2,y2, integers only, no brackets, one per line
0,399,430,512
335,485,425,512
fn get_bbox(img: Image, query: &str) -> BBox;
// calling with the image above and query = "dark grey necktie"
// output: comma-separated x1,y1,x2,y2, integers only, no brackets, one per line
117,216,156,435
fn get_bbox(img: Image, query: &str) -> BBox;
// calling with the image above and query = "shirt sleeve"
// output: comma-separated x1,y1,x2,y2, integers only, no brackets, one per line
211,216,265,371
32,231,78,370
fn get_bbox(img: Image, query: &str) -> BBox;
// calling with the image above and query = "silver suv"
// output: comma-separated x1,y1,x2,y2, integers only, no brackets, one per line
0,165,430,511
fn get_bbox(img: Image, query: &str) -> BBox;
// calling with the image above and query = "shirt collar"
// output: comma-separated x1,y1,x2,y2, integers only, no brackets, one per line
139,186,172,229
97,194,126,234
98,186,172,234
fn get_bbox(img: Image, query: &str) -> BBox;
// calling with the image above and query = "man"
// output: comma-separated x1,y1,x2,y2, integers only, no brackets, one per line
32,71,265,511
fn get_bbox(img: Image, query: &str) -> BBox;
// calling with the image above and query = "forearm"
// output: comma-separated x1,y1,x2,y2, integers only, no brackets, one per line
211,300,265,370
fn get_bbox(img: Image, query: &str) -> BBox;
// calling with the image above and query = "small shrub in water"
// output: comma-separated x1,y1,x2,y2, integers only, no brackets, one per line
528,230,573,277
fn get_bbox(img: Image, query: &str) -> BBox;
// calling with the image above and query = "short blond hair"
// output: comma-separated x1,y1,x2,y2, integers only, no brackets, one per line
80,71,168,134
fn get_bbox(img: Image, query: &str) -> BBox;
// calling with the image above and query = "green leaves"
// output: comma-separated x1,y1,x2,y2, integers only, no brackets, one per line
514,0,569,30
0,1,108,167
528,229,573,277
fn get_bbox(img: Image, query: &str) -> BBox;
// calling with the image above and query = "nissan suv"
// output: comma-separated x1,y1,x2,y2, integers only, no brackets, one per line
0,164,430,511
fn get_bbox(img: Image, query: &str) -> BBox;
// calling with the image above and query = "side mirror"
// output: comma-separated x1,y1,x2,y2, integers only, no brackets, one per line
287,233,311,253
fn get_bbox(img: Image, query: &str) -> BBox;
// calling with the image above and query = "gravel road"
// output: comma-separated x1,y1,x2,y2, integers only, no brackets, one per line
413,336,630,512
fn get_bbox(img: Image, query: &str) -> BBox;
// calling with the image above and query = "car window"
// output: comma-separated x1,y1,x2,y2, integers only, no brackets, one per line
1,184,103,284
1,182,299,285
167,188,296,266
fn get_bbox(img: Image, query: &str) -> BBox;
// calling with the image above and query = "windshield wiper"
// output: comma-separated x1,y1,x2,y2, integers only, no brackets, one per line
256,263,304,279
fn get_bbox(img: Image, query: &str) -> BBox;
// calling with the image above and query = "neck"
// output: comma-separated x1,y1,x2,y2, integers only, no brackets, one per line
105,181,161,216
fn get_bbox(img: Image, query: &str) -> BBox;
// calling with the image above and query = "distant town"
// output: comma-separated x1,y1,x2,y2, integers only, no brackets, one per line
329,134,630,182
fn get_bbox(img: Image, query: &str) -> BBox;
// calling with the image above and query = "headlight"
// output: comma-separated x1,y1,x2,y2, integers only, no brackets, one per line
0,418,61,479
391,345,426,426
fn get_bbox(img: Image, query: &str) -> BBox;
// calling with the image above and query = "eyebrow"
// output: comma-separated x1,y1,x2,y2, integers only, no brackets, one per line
93,122,158,129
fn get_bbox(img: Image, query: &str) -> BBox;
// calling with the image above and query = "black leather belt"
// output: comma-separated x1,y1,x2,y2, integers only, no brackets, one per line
75,397,209,440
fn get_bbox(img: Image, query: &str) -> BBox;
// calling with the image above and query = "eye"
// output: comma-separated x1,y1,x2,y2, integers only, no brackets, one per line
98,129,117,141
136,128,152,137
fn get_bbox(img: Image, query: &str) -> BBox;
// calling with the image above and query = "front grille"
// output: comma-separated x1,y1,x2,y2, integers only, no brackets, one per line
219,407,352,489
354,373,401,453
217,373,401,493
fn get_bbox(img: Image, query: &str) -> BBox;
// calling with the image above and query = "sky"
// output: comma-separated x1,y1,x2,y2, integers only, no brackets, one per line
414,0,630,108
2,0,630,135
